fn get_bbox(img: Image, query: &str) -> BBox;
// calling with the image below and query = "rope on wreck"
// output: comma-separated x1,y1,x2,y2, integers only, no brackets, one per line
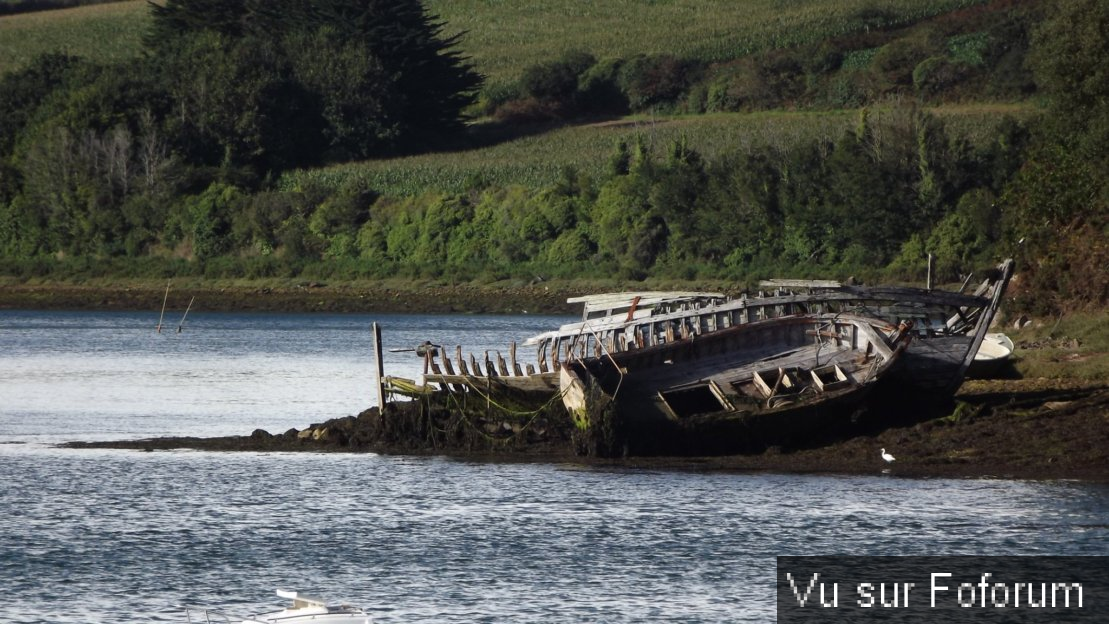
564,320,626,400
437,376,572,444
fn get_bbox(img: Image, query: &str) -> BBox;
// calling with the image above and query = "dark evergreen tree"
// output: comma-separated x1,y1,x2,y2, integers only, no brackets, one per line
146,0,482,164
256,0,483,152
146,0,250,47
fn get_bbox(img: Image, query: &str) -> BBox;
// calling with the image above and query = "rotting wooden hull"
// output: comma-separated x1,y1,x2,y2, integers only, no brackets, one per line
372,262,1013,457
533,259,1014,397
561,314,910,456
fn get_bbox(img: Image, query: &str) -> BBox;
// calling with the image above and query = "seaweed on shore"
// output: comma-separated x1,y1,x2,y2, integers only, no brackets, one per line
63,380,1109,482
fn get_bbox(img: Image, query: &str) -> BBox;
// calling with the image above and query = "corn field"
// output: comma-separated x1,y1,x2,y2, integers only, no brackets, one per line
0,1,147,75
2,0,987,81
280,105,1029,198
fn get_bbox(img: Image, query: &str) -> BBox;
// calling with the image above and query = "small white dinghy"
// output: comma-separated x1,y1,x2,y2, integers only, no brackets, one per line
187,589,371,624
966,332,1015,379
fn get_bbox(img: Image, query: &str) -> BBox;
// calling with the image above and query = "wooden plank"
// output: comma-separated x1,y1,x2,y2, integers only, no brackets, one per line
423,372,560,393
759,279,841,289
537,340,549,373
457,346,469,375
510,341,523,376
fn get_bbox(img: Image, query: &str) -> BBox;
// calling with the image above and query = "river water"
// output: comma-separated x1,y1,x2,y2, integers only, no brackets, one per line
2,310,1107,623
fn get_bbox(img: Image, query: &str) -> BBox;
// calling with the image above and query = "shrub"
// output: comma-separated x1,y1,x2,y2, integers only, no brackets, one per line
493,97,564,122
871,30,943,87
913,56,971,99
946,32,989,67
578,58,628,115
520,51,595,102
618,54,701,111
475,80,520,117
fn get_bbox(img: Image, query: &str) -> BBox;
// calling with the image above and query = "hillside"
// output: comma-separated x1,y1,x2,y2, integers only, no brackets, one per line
0,0,1104,317
280,104,1034,198
2,0,986,80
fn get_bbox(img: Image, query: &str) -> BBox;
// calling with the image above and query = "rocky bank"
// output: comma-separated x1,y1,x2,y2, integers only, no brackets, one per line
65,379,1109,482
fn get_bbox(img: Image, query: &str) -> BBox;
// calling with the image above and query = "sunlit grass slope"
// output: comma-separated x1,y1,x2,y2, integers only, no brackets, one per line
280,103,1033,198
437,0,984,84
0,1,147,75
2,0,986,82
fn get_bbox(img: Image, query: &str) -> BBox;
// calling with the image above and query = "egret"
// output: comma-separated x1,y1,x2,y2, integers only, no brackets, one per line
881,448,896,463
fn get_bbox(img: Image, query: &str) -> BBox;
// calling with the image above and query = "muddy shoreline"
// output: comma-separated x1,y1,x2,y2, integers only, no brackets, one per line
65,379,1109,483
0,280,603,315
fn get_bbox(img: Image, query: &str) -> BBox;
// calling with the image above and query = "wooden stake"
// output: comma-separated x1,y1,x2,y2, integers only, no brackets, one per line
372,322,385,409
176,296,195,333
156,280,170,333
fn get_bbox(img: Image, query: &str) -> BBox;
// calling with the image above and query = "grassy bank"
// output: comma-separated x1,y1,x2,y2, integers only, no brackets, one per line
1,274,747,315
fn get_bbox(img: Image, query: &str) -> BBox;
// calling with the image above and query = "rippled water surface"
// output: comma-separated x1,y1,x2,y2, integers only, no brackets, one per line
2,310,1108,623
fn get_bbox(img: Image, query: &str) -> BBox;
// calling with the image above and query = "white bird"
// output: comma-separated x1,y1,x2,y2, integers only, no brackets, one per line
881,448,896,463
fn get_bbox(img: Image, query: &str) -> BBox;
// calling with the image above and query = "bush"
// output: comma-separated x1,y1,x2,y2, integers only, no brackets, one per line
618,54,701,111
185,183,246,261
475,80,520,117
871,30,943,87
913,56,971,99
493,97,564,122
520,51,595,102
578,58,628,115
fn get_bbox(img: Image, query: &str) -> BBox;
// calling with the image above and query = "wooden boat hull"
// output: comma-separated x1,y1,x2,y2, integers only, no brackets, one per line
562,314,909,456
534,260,1014,398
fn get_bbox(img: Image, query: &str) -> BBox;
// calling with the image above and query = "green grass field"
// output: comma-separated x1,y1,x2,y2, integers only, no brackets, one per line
2,0,986,81
279,110,854,195
280,103,1033,197
0,1,147,75
434,0,985,85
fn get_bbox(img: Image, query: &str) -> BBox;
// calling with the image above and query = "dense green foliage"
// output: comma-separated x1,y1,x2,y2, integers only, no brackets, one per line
0,0,481,259
0,0,1106,314
996,0,1109,313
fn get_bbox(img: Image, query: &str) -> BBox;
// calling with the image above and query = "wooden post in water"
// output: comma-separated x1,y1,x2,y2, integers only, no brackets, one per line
372,322,385,409
156,280,170,334
176,296,195,333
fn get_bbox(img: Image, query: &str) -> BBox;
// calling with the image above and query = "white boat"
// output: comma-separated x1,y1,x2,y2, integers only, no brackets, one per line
966,332,1015,378
186,590,371,624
